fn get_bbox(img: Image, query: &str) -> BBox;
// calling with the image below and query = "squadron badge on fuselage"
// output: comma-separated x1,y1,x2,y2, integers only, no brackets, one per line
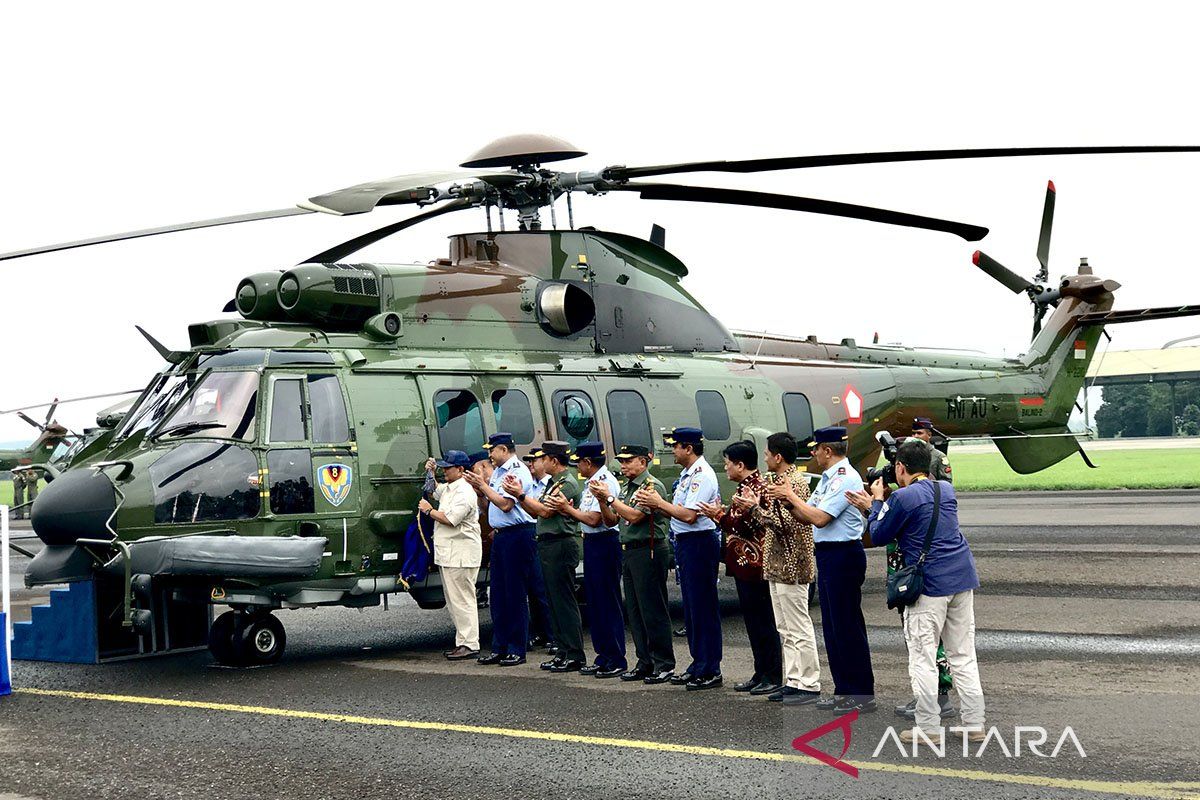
317,463,353,507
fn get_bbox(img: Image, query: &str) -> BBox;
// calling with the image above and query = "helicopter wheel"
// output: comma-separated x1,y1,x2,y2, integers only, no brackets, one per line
234,613,286,666
208,610,242,666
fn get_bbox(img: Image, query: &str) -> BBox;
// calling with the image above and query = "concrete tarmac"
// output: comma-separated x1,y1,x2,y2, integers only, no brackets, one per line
3,491,1200,800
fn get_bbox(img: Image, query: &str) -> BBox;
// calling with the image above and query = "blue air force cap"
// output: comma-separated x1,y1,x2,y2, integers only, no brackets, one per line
912,417,934,431
436,450,471,469
811,426,849,446
467,450,490,466
571,441,606,462
663,427,703,446
482,432,515,450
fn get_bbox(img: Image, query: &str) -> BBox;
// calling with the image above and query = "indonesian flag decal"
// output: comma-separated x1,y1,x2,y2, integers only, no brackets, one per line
1074,339,1088,360
843,384,864,424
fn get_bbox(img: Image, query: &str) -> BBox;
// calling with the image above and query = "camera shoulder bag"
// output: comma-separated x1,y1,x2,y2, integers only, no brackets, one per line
885,480,941,610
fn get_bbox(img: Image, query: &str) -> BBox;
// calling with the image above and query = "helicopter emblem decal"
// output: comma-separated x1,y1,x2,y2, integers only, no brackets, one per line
317,464,353,507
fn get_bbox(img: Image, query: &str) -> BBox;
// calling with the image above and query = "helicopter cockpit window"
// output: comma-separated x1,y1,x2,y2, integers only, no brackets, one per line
783,392,814,441
695,390,731,441
155,371,258,442
269,378,306,442
308,375,350,443
492,389,534,444
196,349,268,368
553,389,597,449
267,448,315,515
116,372,191,440
269,350,336,367
434,389,485,454
606,390,652,450
150,442,261,524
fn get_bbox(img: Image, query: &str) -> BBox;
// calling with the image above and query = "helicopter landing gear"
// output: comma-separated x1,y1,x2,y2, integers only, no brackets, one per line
208,610,286,667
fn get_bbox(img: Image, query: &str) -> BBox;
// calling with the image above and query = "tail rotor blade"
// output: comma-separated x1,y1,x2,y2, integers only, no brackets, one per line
973,250,1034,294
44,399,58,426
17,412,43,431
1036,180,1056,282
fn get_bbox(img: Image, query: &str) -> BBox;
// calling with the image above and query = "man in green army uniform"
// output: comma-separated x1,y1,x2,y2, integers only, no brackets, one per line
592,444,676,684
889,417,954,720
505,440,586,673
11,468,35,520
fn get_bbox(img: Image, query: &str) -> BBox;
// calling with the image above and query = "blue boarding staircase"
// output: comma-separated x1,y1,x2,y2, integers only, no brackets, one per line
12,582,101,663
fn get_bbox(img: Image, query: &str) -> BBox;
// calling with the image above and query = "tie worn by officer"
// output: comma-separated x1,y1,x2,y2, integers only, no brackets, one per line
641,427,723,691
477,433,537,666
572,441,627,677
803,426,876,712
604,444,675,684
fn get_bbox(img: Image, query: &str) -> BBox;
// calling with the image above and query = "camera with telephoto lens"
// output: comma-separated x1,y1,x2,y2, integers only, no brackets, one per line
865,431,899,486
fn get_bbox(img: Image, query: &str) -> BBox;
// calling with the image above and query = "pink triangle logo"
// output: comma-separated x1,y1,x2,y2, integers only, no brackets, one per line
791,710,859,778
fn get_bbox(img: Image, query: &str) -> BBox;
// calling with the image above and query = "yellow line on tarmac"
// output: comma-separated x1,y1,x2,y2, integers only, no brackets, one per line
15,687,1199,800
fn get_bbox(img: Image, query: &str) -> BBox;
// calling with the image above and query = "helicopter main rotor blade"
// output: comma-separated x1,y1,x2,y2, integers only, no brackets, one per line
1036,180,1056,282
304,169,518,216
605,145,1200,181
614,183,988,241
301,198,474,264
0,207,313,263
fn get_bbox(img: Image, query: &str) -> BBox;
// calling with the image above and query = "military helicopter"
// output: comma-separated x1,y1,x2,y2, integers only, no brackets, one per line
4,134,1199,667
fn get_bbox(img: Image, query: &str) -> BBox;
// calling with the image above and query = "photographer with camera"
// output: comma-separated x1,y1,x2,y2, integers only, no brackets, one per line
846,439,985,744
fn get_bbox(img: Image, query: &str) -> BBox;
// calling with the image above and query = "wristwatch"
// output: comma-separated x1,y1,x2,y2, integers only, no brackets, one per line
606,495,616,504
517,493,527,503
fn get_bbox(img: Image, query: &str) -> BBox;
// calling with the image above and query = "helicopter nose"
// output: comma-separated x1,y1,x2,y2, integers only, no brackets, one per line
30,468,118,546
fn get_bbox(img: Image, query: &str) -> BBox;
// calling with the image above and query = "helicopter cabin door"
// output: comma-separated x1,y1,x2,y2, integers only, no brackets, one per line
264,372,360,536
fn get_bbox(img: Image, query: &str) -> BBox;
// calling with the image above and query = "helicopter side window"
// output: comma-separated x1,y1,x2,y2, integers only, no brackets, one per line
492,389,535,444
783,392,814,441
150,442,261,524
695,390,731,441
269,378,306,442
154,371,258,442
267,448,315,515
308,375,350,443
553,389,597,449
434,389,485,454
606,390,652,450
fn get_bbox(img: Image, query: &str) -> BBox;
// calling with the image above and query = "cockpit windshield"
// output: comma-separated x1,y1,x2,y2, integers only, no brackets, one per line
153,371,259,442
115,372,192,440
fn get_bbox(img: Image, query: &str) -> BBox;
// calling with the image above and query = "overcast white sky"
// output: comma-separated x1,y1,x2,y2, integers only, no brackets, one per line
2,2,1198,442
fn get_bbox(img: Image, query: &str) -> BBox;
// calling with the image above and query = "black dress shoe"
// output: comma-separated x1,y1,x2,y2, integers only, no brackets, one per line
540,657,564,671
673,626,687,637
529,635,548,648
669,672,694,686
477,652,503,665
750,681,782,696
734,676,763,692
815,695,843,711
546,644,560,656
620,668,650,682
781,690,822,707
596,666,625,679
550,659,584,673
643,670,674,685
498,654,526,667
769,686,799,702
580,664,602,676
833,696,877,713
685,674,723,691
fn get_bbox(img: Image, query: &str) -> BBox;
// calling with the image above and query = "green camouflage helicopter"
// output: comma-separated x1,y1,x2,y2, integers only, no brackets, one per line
4,135,1199,666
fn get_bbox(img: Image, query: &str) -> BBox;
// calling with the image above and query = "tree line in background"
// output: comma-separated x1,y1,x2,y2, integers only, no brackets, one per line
1095,381,1199,438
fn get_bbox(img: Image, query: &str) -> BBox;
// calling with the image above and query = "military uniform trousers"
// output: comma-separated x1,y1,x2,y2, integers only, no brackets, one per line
527,543,555,644
622,541,675,674
583,530,626,670
12,475,27,519
815,540,875,698
735,576,782,686
539,534,585,663
489,523,535,657
674,531,722,677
